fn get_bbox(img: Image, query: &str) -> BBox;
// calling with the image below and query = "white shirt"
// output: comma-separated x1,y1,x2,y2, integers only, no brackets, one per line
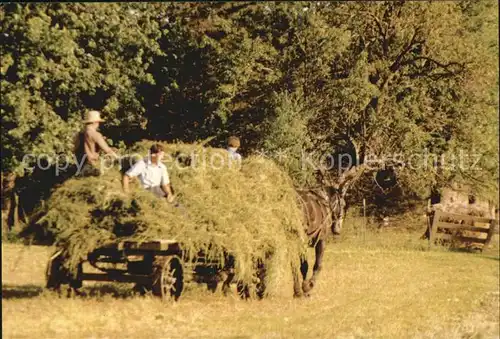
126,157,170,198
227,147,242,162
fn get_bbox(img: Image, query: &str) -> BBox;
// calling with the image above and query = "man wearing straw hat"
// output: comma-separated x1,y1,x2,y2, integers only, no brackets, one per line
73,110,118,176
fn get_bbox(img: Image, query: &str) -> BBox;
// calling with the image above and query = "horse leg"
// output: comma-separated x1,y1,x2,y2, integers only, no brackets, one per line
300,257,309,280
292,260,303,298
221,254,235,295
311,239,325,285
300,257,312,296
221,269,235,295
303,239,324,295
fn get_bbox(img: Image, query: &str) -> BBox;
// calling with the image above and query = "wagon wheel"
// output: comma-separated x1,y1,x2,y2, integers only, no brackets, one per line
237,281,252,299
255,262,267,299
152,256,184,301
46,249,66,291
46,250,83,294
237,261,267,300
68,262,83,290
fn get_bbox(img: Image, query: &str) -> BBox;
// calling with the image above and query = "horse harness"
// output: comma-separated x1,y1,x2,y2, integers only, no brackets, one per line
297,188,340,244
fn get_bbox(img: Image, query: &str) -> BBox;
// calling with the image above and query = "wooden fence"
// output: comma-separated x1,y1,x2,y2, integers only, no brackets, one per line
428,211,498,251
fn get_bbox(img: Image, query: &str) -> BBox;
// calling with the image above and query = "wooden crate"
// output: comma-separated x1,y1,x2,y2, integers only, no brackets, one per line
428,211,498,251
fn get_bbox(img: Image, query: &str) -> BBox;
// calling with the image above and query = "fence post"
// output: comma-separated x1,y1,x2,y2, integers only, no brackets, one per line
484,219,497,249
427,199,432,249
363,198,366,242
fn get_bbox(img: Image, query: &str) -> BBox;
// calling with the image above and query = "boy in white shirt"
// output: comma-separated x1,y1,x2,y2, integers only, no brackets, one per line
122,144,175,202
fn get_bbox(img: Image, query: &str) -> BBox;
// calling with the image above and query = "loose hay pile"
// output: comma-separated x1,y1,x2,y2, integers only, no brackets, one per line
39,141,307,296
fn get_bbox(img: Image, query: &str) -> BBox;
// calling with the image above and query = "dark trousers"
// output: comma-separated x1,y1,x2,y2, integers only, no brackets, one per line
76,163,101,177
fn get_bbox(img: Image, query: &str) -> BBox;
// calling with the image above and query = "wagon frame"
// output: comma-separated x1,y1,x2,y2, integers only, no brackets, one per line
46,239,265,300
46,240,186,300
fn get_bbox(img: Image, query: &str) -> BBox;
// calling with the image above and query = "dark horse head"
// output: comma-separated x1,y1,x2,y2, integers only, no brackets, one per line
311,166,355,236
324,186,347,235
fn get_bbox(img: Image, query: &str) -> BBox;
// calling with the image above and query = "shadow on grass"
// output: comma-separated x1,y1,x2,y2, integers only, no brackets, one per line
82,283,137,299
479,255,500,262
448,247,484,254
442,247,500,262
2,283,136,300
2,284,44,299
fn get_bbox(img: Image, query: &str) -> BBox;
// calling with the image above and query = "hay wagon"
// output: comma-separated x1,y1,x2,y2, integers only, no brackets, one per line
46,239,261,300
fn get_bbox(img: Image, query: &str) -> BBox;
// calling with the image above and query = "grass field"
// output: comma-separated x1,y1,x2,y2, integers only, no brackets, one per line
2,227,499,339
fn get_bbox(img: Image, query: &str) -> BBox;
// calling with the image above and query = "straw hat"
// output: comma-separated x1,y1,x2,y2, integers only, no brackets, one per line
83,110,105,124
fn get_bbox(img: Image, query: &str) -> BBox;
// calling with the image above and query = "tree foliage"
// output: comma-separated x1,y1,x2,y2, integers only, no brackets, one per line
1,3,163,173
1,2,498,231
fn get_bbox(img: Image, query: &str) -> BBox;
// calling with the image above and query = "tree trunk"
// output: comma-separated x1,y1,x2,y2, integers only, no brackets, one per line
1,199,10,237
1,172,17,235
11,192,20,232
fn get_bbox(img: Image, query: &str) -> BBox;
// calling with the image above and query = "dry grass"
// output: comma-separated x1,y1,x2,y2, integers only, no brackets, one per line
38,141,306,289
2,227,499,339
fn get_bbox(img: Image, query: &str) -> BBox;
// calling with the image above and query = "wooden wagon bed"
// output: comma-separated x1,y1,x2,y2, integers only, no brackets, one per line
47,239,185,300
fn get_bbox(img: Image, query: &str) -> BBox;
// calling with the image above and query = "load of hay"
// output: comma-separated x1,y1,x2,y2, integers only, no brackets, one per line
38,140,307,296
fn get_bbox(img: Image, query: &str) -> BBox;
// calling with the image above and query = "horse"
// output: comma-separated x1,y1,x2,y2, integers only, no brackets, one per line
290,162,370,297
292,186,346,297
207,185,347,299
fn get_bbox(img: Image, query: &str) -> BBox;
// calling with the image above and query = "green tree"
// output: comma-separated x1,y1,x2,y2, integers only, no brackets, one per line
1,3,164,174
259,2,498,203
1,3,164,231
1,2,498,234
